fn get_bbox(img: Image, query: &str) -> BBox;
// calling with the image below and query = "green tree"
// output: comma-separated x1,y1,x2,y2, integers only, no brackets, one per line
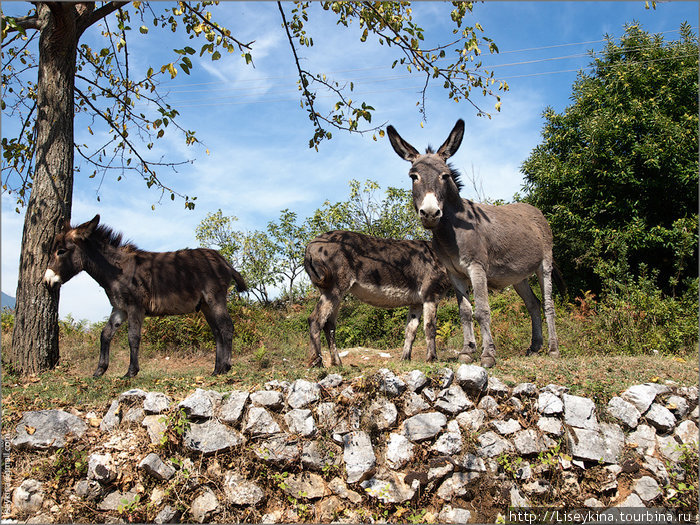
267,209,312,302
307,179,427,240
2,1,505,374
521,23,698,297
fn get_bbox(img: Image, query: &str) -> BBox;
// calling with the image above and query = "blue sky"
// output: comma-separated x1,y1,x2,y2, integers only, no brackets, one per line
1,1,696,322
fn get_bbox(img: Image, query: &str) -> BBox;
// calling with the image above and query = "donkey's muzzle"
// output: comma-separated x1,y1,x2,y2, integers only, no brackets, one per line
43,268,62,290
418,192,442,229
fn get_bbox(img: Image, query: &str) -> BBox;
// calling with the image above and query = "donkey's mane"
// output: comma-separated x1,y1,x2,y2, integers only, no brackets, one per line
90,224,138,252
424,145,464,192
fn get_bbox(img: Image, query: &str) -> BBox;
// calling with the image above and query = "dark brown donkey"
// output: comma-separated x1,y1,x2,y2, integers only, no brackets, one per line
304,230,475,367
43,215,247,377
387,119,564,368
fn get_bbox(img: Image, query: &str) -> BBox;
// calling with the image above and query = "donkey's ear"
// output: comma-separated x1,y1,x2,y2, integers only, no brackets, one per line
387,125,420,162
436,119,464,160
74,214,100,240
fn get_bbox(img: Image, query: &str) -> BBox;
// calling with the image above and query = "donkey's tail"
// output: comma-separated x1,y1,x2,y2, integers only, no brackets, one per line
230,267,248,293
304,250,333,290
552,262,567,300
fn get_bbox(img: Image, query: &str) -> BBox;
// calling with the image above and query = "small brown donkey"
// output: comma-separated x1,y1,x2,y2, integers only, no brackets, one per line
387,119,565,368
304,230,475,367
43,215,247,377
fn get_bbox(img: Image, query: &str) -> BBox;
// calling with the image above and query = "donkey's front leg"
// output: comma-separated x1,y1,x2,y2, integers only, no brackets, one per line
124,309,145,378
401,305,422,360
467,263,497,368
454,288,477,362
94,308,126,377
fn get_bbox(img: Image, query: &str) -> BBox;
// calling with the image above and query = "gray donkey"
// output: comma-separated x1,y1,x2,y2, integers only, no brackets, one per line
387,120,564,367
43,215,247,377
304,230,474,367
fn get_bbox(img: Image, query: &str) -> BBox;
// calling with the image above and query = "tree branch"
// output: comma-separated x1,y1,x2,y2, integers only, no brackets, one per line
77,1,128,36
180,2,253,51
1,13,41,31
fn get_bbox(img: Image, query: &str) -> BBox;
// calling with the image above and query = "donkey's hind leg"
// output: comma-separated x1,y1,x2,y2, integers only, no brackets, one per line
537,263,559,357
201,297,233,375
308,290,342,367
455,289,477,362
401,305,422,361
513,279,544,356
94,308,126,377
124,308,145,378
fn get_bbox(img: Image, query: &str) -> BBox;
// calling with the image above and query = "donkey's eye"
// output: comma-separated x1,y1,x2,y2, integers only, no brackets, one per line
409,173,418,181
56,248,67,256
441,173,452,181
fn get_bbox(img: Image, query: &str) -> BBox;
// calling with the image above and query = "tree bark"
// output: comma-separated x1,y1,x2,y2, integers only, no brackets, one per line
10,4,78,374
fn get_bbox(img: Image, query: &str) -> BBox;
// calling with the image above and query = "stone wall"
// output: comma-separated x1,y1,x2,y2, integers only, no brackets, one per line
5,365,699,523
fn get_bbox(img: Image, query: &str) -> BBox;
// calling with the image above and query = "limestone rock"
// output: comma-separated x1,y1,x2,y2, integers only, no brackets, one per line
563,394,598,430
87,453,117,483
455,364,488,394
12,479,44,513
606,396,641,429
403,370,428,392
435,385,473,414
250,390,284,410
402,412,447,442
476,431,514,457
645,403,676,433
184,419,245,454
178,389,221,419
12,410,88,450
218,391,249,424
287,379,321,409
143,392,172,414
282,472,327,500
343,431,376,483
376,368,407,397
538,391,563,416
139,453,175,481
285,408,316,437
223,471,265,505
362,472,416,503
385,433,414,470
190,488,219,523
244,406,282,436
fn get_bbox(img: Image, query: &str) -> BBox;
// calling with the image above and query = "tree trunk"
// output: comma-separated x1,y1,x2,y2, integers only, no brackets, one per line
10,4,78,374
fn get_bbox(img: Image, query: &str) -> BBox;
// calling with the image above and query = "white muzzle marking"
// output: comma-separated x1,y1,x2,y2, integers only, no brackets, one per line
43,268,62,287
419,192,441,227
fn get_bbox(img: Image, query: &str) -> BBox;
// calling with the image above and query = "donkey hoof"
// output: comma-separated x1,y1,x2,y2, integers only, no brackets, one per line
213,364,231,376
525,346,542,356
548,350,560,358
457,353,475,364
308,356,324,368
93,368,107,378
330,358,343,367
122,369,139,378
480,356,496,368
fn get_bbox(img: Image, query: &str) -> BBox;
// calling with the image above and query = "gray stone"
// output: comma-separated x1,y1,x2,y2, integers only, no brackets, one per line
98,490,139,511
12,479,43,513
491,418,522,435
403,391,431,416
244,406,281,436
567,426,620,464
329,477,363,504
154,505,181,524
538,391,563,416
119,388,148,403
563,394,598,430
285,408,316,437
476,431,514,457
432,430,463,455
633,476,661,502
87,453,117,483
428,461,454,482
477,395,501,417
645,403,676,433
142,415,167,444
616,492,645,507
218,391,249,424
287,379,321,409
254,433,301,464
223,471,265,505
456,409,487,432
543,384,569,396
190,488,219,523
456,453,486,472
436,471,481,501
438,367,455,389
513,382,538,397
439,505,472,524
361,473,416,503
606,396,641,429
422,387,437,403
627,424,656,454
403,370,428,392
508,396,525,413
283,472,327,500
178,389,221,419
184,419,245,454
523,479,550,495
642,456,670,486
143,392,172,414
385,433,414,470
12,410,88,450
139,453,176,481
250,390,284,410
621,384,660,413
679,385,699,403
537,417,563,436
666,395,690,419
367,398,398,430
455,364,488,394
100,400,121,432
318,373,343,389
376,368,407,397
675,420,699,446
513,429,548,455
656,434,683,462
26,513,53,524
343,431,376,483
584,497,604,508
510,487,531,508
265,380,290,391
402,412,447,442
435,385,473,414
123,406,145,425
487,376,510,397
301,440,341,471
74,479,103,501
